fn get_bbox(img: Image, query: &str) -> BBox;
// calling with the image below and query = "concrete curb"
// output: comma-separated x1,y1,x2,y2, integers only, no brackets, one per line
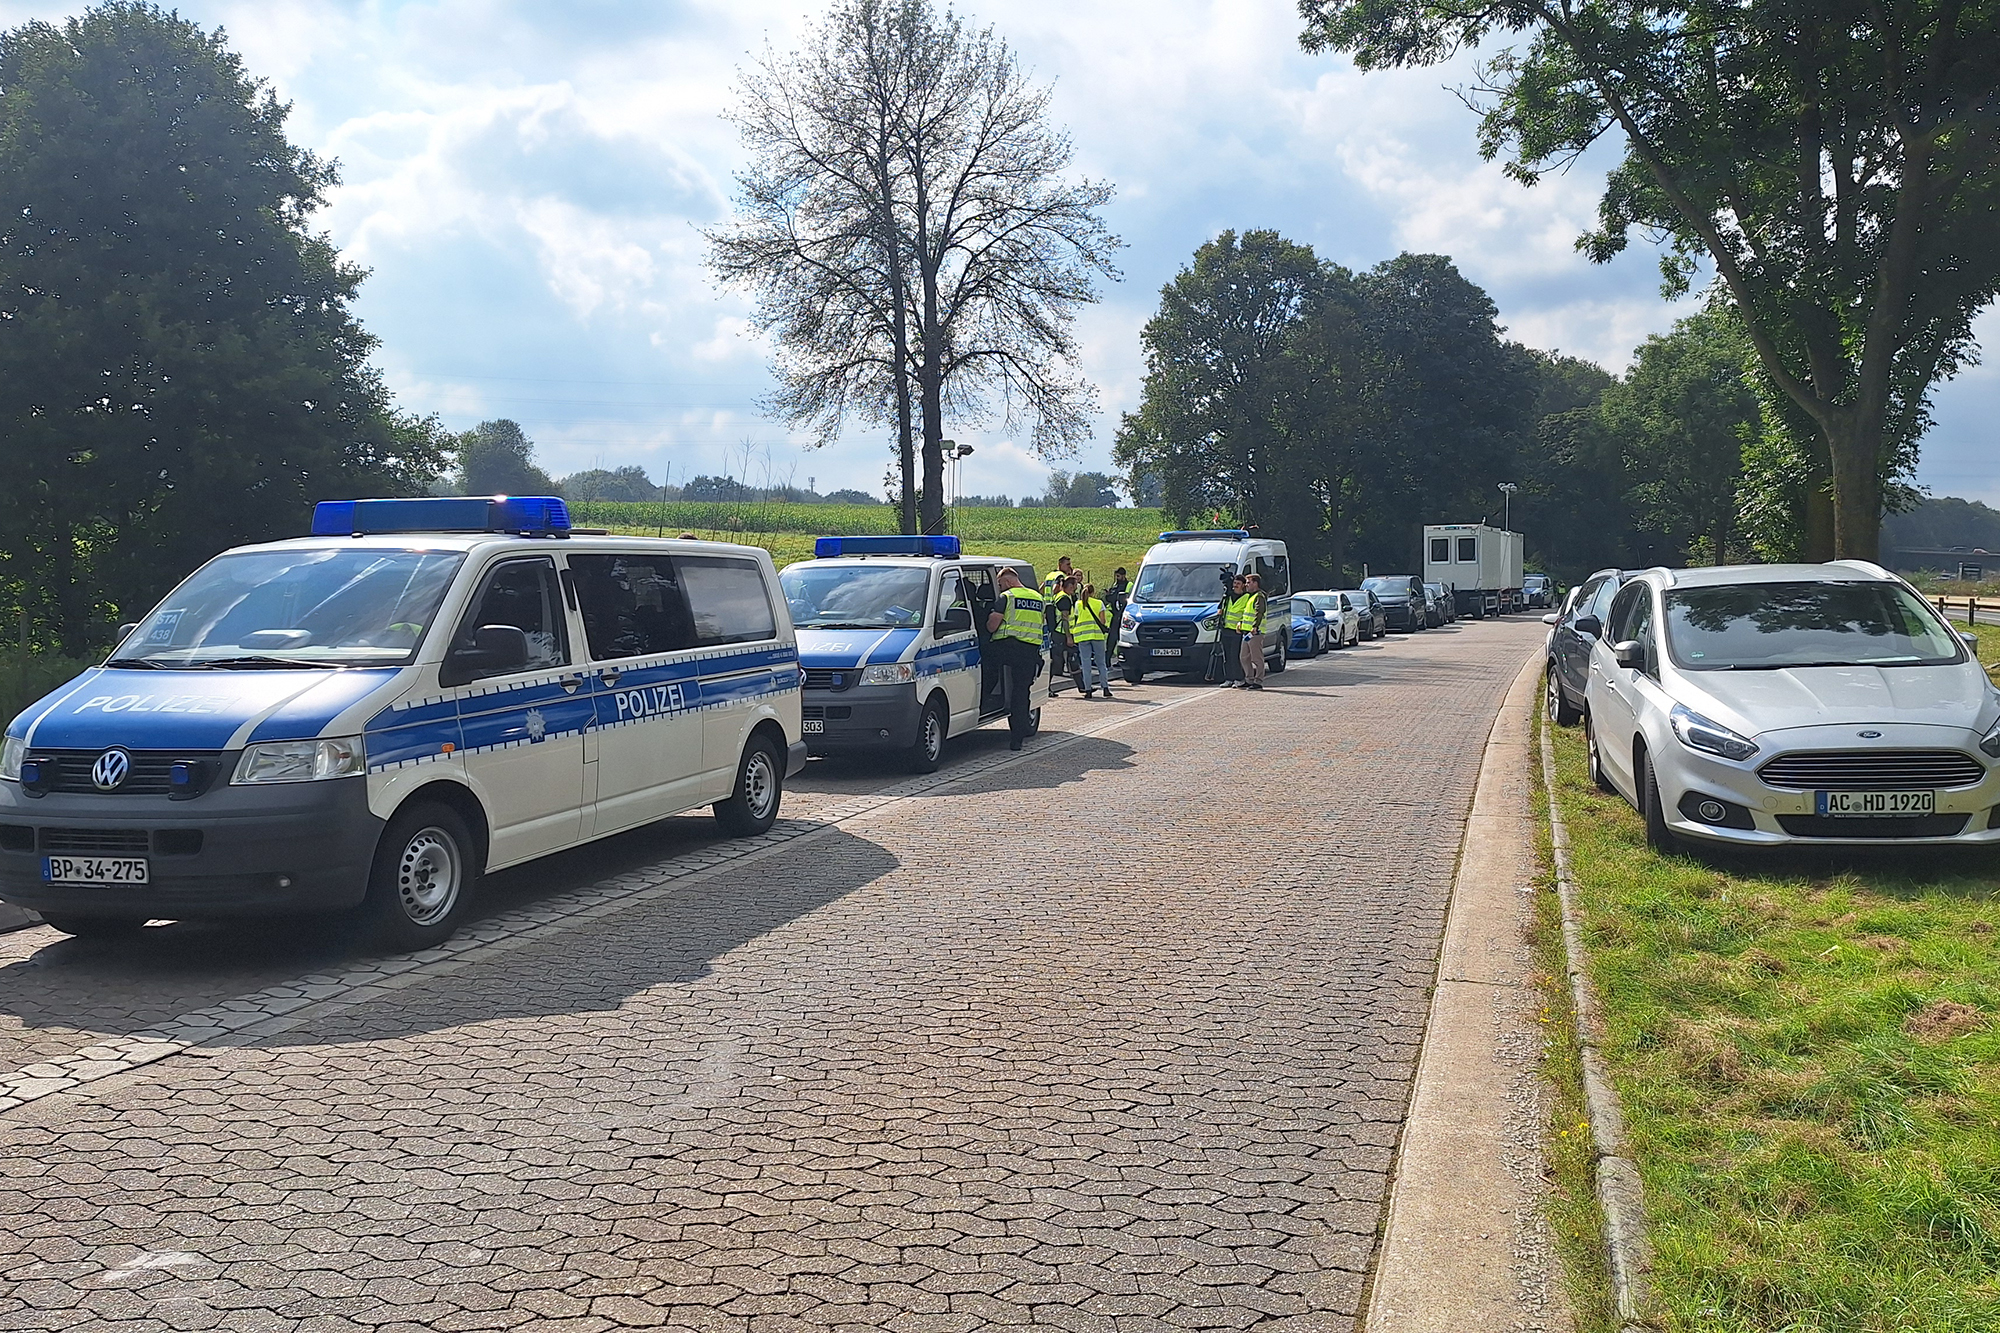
1538,706,1657,1332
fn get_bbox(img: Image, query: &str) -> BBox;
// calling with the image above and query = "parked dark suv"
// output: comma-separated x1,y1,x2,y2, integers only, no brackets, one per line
1362,574,1427,632
1543,567,1642,724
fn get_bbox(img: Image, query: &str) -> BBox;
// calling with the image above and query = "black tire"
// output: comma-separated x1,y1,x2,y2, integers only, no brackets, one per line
1025,707,1042,736
1546,663,1583,726
906,697,947,774
1122,664,1144,685
41,915,145,940
1268,644,1287,674
1585,713,1617,794
360,801,477,952
1639,749,1679,853
714,734,784,836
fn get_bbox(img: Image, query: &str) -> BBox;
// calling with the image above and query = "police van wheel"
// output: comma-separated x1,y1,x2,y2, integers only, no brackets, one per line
906,699,947,774
715,736,783,836
362,803,475,952
1268,647,1287,674
41,915,145,940
1122,664,1144,685
1026,707,1042,737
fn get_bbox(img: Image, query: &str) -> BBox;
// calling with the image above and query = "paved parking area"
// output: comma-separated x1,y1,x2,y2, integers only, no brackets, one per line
0,619,1543,1331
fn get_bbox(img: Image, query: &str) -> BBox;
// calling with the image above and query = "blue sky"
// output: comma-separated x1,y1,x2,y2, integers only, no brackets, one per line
7,0,1995,506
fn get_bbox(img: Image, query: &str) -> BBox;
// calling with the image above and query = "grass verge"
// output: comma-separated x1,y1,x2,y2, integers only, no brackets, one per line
1531,699,1619,1332
1543,637,2000,1331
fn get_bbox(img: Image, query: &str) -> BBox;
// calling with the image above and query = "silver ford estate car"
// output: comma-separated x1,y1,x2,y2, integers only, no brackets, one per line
1581,561,2000,849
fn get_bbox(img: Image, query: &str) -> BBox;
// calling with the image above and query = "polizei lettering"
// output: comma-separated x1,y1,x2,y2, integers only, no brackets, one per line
614,682,689,720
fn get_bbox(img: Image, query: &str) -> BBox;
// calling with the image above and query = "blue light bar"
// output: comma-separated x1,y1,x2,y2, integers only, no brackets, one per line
814,535,961,559
312,496,573,538
1158,529,1249,542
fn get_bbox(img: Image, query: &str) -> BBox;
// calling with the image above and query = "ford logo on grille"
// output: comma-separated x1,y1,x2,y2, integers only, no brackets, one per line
1857,730,1883,739
91,748,132,792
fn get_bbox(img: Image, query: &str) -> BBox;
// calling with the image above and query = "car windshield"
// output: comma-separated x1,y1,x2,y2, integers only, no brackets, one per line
1524,576,1549,589
112,547,466,668
779,565,932,628
1363,577,1410,599
1664,580,1966,670
1133,561,1231,604
1303,594,1339,612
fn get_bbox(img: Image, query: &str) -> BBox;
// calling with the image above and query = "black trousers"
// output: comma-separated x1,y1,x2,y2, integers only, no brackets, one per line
1219,629,1244,681
990,637,1042,737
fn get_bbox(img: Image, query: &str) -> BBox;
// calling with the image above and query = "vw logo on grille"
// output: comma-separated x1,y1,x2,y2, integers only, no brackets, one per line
91,748,132,792
1858,730,1883,739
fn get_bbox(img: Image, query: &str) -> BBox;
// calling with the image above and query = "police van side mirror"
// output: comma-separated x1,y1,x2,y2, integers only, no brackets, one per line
938,606,973,634
440,624,530,686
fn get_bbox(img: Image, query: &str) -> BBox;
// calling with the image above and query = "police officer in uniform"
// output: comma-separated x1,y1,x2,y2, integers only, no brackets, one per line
987,567,1045,750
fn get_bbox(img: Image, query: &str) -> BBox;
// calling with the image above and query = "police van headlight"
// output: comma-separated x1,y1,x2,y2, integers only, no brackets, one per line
233,736,366,785
0,735,23,782
862,663,916,686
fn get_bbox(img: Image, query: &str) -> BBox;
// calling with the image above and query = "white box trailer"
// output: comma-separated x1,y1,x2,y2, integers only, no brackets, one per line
1423,523,1524,618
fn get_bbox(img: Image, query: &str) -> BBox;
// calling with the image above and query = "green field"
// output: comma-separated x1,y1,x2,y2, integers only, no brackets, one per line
1541,622,2000,1333
568,501,1171,590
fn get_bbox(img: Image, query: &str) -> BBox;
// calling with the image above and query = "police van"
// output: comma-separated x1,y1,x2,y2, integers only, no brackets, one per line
1117,530,1292,682
0,497,805,949
776,536,1050,772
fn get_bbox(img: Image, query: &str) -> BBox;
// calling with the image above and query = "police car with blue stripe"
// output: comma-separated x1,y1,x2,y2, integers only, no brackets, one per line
777,536,1049,772
0,497,804,948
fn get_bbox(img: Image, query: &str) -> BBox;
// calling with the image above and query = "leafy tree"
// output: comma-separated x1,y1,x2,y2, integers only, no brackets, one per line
681,475,757,503
455,420,557,496
558,466,661,502
708,0,1119,536
1601,309,1758,564
1114,231,1329,533
956,493,1014,508
1300,0,2000,560
1884,496,2000,555
1041,470,1121,508
0,2,445,652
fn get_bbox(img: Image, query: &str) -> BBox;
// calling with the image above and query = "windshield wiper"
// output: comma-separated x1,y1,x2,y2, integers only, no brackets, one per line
104,657,168,669
199,655,326,670
803,621,894,630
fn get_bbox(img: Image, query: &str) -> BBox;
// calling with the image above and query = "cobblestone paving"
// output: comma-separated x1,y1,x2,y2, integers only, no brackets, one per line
0,620,1542,1331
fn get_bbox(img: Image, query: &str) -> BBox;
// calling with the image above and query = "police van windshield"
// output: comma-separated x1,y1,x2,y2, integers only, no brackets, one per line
779,565,932,629
1133,562,1232,604
111,548,466,669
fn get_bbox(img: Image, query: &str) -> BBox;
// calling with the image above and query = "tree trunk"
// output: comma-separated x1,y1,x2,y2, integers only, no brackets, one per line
1800,451,1836,562
918,361,946,534
1826,416,1883,561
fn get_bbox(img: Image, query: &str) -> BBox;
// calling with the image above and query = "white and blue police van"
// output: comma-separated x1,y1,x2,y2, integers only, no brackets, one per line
1117,530,1292,682
0,497,804,949
777,536,1050,772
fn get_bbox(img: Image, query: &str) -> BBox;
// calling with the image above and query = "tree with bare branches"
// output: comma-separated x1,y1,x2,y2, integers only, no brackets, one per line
707,0,1120,534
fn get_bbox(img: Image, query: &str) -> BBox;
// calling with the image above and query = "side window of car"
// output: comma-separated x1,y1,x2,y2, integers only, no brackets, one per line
1570,578,1605,625
1607,584,1647,644
678,556,778,646
1255,554,1290,598
454,557,569,678
1588,576,1621,624
1628,593,1658,676
567,554,698,660
935,569,967,629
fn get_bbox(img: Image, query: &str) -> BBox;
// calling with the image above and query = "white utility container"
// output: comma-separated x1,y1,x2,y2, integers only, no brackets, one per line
1423,523,1524,618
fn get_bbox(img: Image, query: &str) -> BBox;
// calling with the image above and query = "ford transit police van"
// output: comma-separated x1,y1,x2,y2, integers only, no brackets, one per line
777,536,1050,772
1117,531,1291,682
0,497,804,949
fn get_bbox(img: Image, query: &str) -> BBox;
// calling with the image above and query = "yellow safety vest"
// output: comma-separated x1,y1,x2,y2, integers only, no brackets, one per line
1225,593,1260,632
995,586,1046,644
1069,596,1109,643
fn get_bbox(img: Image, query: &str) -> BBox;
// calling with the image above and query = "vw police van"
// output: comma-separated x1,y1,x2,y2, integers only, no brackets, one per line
777,536,1050,771
0,497,804,949
1118,530,1291,682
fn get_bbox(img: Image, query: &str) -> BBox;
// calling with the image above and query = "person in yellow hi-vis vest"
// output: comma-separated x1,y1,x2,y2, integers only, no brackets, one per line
986,567,1045,750
1068,581,1113,699
1236,573,1269,689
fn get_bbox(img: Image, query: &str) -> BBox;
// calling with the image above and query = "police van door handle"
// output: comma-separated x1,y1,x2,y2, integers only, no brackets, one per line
561,674,583,695
601,668,622,688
